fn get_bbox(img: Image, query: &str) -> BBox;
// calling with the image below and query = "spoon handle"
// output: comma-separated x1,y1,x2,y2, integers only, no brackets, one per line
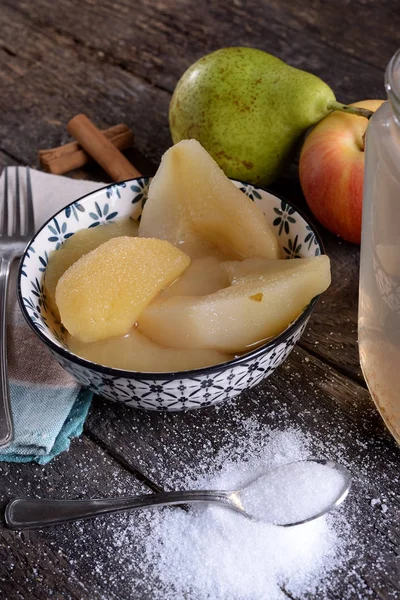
4,490,234,529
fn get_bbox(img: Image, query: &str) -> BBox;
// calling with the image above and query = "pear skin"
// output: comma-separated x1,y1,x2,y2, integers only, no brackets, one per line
169,47,336,185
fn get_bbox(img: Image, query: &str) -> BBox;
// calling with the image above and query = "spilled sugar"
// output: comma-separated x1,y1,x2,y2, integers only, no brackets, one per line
110,425,349,599
138,503,339,600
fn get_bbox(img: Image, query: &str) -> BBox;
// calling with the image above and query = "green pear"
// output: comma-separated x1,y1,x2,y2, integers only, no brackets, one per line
169,47,372,186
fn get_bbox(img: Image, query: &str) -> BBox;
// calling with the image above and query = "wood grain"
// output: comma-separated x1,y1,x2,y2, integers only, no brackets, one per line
270,176,365,384
85,345,400,599
0,436,148,599
0,0,394,171
0,4,170,170
0,1,399,598
3,0,398,94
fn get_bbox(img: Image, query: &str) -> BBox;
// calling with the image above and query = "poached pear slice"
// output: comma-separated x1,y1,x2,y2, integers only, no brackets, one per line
222,256,323,283
139,139,280,260
138,255,331,353
56,237,190,344
44,218,138,319
160,256,230,298
68,328,232,373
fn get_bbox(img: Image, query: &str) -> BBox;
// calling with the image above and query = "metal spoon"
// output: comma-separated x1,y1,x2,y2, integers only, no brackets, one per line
4,459,351,530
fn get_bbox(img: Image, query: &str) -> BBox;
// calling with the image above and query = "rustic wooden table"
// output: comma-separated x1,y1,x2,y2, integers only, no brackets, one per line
0,1,399,598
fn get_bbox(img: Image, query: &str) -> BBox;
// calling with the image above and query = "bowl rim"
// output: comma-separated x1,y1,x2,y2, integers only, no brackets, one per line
17,176,325,380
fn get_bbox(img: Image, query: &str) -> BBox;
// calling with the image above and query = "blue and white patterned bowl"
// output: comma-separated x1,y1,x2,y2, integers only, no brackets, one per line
17,178,323,411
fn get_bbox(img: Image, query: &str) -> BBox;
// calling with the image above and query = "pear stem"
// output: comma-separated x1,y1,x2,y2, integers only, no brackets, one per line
328,101,374,120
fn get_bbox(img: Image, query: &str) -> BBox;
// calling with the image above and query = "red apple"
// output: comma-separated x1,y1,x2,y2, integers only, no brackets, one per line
299,100,384,244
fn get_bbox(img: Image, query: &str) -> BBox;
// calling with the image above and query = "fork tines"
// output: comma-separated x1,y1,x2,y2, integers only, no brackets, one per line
1,166,34,238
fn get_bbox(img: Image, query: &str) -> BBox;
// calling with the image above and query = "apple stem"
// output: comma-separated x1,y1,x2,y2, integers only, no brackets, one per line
362,132,367,151
328,101,374,120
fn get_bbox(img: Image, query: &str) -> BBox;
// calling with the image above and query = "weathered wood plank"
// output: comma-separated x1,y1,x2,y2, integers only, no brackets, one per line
85,346,399,491
300,233,363,382
0,5,171,170
0,0,393,174
0,0,383,385
0,1,378,387
0,149,23,170
270,176,364,384
0,1,398,597
85,346,400,599
0,435,149,600
3,0,397,96
265,0,399,72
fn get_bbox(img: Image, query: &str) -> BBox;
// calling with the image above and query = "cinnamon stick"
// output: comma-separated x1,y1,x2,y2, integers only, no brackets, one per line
39,124,135,175
67,114,141,181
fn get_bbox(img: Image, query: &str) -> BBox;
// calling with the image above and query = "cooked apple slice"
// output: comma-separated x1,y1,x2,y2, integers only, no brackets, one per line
68,328,232,372
139,255,331,353
160,256,230,298
56,236,190,343
45,218,138,318
139,139,280,259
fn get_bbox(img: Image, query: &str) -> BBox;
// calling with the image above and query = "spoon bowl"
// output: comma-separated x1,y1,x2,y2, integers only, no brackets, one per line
4,458,352,530
236,458,352,526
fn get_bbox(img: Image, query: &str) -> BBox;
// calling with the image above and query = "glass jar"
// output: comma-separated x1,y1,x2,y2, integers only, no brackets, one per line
359,49,400,444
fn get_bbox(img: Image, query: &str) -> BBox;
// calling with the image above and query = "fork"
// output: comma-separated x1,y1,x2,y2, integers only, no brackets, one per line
0,167,35,447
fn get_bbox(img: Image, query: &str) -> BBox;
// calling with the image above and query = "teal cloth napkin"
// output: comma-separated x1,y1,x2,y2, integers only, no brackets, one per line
0,168,104,463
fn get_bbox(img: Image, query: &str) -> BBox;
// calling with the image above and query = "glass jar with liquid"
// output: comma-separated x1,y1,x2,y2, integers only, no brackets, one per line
359,49,400,444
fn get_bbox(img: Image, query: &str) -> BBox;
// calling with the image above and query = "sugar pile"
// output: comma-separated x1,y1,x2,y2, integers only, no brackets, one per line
112,423,348,599
241,460,349,525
